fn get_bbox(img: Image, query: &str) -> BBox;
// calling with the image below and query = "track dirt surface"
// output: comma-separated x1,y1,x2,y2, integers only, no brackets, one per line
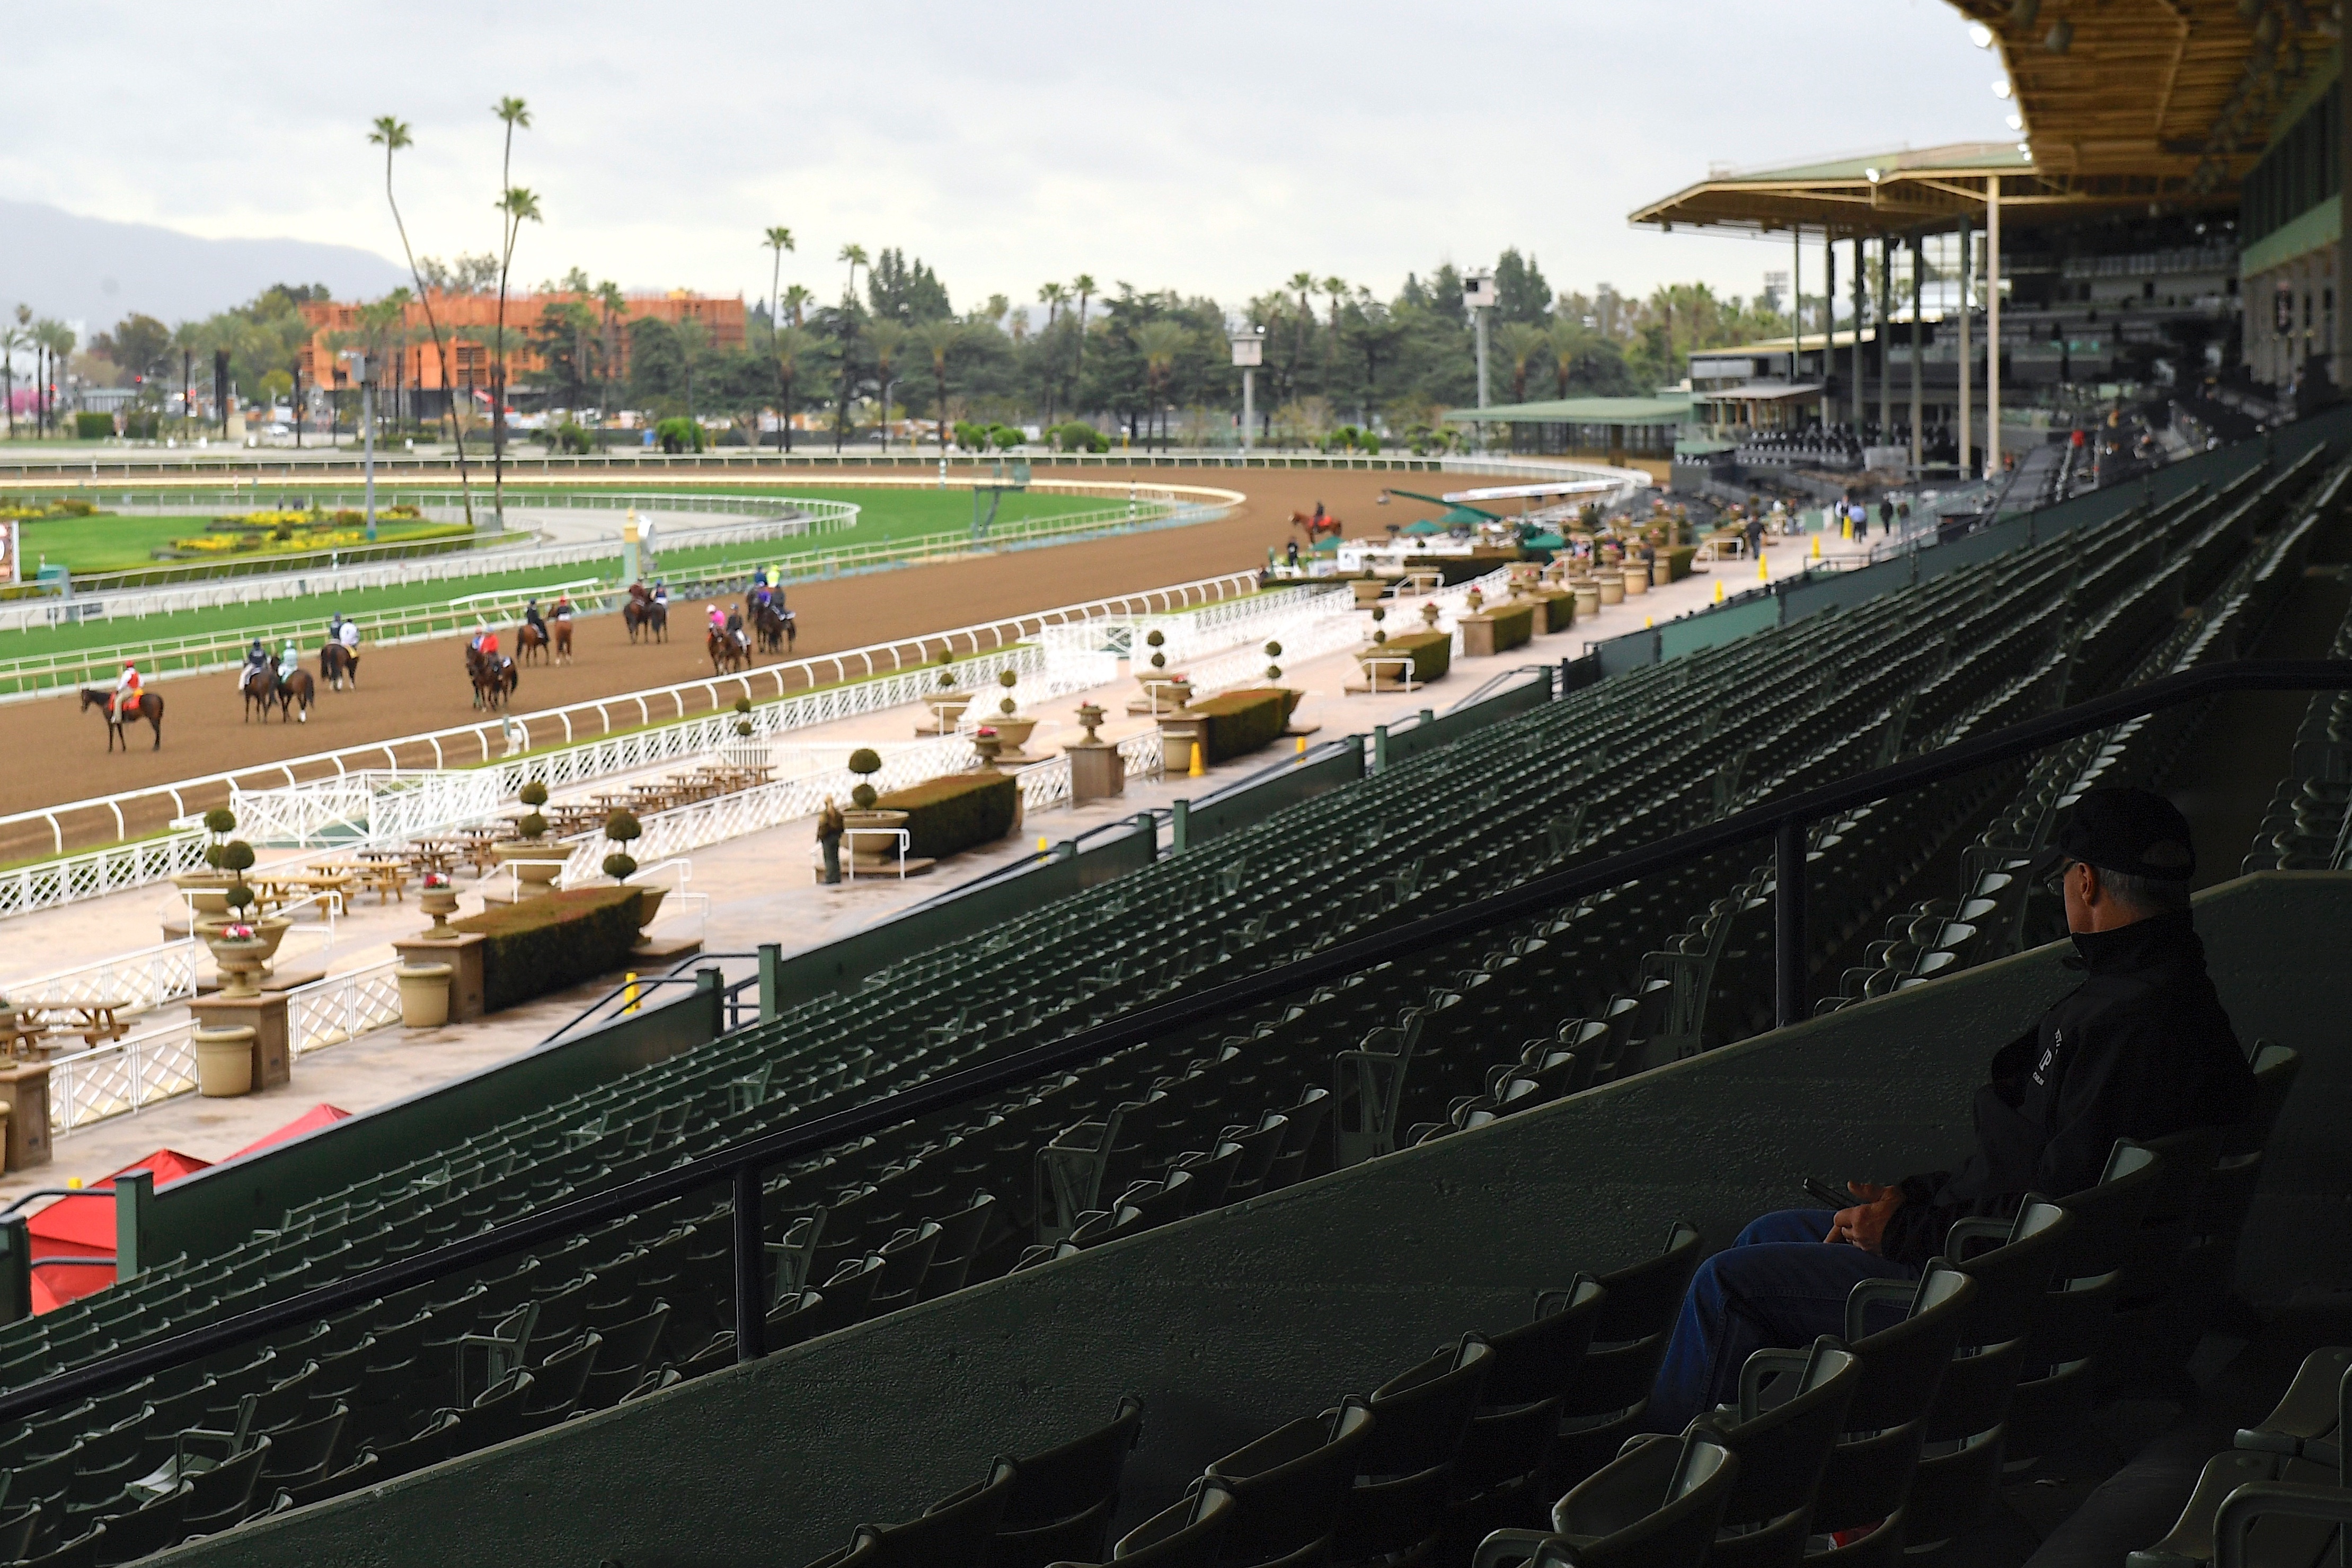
3,466,1420,856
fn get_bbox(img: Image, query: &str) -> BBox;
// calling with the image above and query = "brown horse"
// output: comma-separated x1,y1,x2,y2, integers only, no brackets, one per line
1290,510,1343,542
517,621,549,666
708,626,750,677
750,599,795,655
240,665,280,722
466,645,518,711
552,614,574,665
80,688,164,751
277,667,315,723
321,641,359,691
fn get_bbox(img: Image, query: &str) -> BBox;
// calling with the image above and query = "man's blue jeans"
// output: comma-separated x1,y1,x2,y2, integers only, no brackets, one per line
1644,1209,1918,1436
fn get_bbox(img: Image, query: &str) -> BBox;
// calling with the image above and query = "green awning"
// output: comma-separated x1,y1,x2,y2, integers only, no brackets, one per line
1443,395,1693,425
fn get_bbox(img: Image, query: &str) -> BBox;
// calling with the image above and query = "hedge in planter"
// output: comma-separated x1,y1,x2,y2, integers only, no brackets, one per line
1366,630,1452,683
876,772,1019,860
1187,688,1292,763
1483,601,1536,653
1529,588,1576,633
453,887,645,1013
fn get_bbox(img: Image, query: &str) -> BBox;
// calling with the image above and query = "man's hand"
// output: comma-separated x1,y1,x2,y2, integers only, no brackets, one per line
1825,1182,1905,1252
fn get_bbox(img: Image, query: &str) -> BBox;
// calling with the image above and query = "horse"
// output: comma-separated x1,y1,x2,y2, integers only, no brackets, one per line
79,688,163,751
750,599,795,655
321,641,359,691
622,598,648,644
1289,510,1343,543
645,599,668,643
551,613,574,665
708,626,750,677
240,665,280,722
276,668,315,724
466,645,518,711
517,621,549,666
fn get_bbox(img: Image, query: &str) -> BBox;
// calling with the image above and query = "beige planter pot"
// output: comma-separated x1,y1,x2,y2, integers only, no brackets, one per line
1652,557,1673,589
173,872,236,920
989,715,1040,760
921,694,971,736
251,914,293,968
493,840,569,898
205,936,269,998
1350,578,1389,607
398,963,453,1029
193,1025,257,1097
419,886,460,936
631,885,668,930
1597,572,1625,606
1573,581,1601,618
1622,564,1649,596
842,809,912,870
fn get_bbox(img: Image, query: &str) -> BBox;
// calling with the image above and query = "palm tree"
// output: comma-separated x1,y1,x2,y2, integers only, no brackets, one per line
1133,320,1188,450
1320,277,1347,383
781,285,812,329
369,116,474,526
491,185,542,516
1037,282,1068,424
36,321,74,438
1070,273,1097,411
595,280,626,421
833,245,869,451
763,226,795,449
913,320,962,449
489,96,531,519
773,324,815,452
1494,322,1545,404
1,317,24,440
1546,317,1579,398
868,320,907,450
839,243,869,304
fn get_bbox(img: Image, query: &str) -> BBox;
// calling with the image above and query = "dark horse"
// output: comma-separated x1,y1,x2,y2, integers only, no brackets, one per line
240,665,280,722
517,621,549,666
750,599,796,655
623,590,669,645
321,640,359,691
80,688,163,751
708,626,751,677
277,667,315,723
466,645,519,711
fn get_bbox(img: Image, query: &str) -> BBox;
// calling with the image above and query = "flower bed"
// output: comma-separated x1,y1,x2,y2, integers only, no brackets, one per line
875,772,1020,860
1187,688,1294,763
1364,630,1452,683
452,886,646,1013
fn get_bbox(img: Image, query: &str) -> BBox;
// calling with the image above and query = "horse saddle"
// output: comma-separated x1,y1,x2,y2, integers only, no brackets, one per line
114,693,143,718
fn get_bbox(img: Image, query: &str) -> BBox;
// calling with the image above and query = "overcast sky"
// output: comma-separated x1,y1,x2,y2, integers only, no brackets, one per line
7,0,2017,319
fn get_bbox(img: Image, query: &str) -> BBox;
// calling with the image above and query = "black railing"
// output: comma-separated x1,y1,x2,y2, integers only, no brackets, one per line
0,658,2346,1422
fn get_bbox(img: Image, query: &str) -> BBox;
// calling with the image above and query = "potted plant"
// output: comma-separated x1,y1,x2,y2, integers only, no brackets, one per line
398,960,453,1029
491,779,569,897
971,725,1005,771
723,695,767,767
174,805,242,917
602,809,664,928
923,650,971,735
989,668,1039,761
1135,628,1180,713
206,917,269,999
192,1022,257,1097
841,747,908,872
419,871,459,935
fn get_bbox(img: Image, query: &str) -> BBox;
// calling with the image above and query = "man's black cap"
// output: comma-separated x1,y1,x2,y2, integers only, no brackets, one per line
2037,787,2196,882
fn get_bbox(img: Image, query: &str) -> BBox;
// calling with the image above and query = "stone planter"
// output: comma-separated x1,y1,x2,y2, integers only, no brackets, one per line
1572,580,1601,618
205,936,269,999
1597,572,1625,606
251,914,294,969
989,715,1040,762
842,809,912,871
631,886,668,930
1350,578,1389,608
493,840,570,898
1652,557,1673,589
193,1025,257,1097
398,963,453,1029
1622,563,1649,597
172,872,236,921
419,885,461,936
920,694,971,736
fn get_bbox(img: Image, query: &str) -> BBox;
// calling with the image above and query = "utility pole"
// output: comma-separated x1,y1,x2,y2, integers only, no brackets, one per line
1464,269,1497,450
343,352,377,541
1909,235,1924,475
1230,325,1265,453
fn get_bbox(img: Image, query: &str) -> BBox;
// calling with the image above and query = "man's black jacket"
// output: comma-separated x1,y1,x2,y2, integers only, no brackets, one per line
1880,909,2253,1269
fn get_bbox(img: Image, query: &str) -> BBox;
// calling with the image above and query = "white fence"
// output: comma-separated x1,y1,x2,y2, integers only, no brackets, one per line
0,834,211,923
4,938,199,1017
46,957,405,1136
220,770,511,848
1012,731,1166,815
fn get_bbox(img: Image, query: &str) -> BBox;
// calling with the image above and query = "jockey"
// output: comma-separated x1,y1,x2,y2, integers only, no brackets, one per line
524,598,547,638
244,638,271,675
706,604,724,634
327,611,343,642
112,660,142,718
726,606,748,649
278,640,300,679
551,595,573,621
652,581,670,609
338,617,360,653
749,582,771,613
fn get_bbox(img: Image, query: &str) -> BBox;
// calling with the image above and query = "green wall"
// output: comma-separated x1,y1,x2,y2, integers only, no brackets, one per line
160,872,2352,1568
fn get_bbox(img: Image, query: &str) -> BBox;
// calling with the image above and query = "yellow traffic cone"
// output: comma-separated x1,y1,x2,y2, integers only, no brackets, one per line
1812,534,1822,559
1758,552,1770,581
1188,740,1205,777
1295,736,1307,755
1713,579,1725,603
622,971,640,1014
1037,836,1050,855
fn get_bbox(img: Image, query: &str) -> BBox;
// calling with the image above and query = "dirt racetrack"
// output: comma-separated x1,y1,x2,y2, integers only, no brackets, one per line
2,466,1427,856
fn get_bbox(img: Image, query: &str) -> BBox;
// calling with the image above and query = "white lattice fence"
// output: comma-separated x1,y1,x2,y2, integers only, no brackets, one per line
6,940,199,1017
48,1022,199,1133
288,960,404,1055
0,834,210,922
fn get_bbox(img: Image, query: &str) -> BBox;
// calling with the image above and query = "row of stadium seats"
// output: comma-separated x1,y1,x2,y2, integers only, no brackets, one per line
2242,573,2352,874
785,1048,2295,1568
0,443,2327,1563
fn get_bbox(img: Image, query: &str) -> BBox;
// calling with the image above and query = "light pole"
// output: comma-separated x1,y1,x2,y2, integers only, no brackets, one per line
342,351,377,541
1463,269,1497,450
1228,325,1264,453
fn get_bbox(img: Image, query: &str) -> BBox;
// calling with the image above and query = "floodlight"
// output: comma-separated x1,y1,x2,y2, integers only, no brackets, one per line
1968,21,1994,47
1992,78,2013,98
1865,167,1881,183
2006,112,2024,130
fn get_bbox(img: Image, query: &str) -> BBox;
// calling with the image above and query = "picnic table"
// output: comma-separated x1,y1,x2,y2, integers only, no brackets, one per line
24,998,131,1050
406,840,463,876
346,849,411,902
252,870,356,917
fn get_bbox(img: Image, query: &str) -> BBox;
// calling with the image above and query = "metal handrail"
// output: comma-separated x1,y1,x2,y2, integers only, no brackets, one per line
0,658,2347,1421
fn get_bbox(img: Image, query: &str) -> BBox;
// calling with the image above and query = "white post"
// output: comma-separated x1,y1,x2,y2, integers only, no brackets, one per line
1464,270,1497,451
1985,174,2002,483
1242,367,1255,452
1229,326,1265,454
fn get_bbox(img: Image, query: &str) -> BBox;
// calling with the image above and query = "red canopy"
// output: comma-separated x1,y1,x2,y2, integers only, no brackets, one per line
228,1103,349,1160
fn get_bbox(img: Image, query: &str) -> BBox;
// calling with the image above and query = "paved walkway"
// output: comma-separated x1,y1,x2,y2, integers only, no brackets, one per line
0,528,1868,1202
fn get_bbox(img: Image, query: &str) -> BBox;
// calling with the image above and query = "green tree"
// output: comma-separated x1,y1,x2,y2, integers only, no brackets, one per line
1493,248,1553,324
1494,321,1547,403
1070,273,1097,411
92,314,171,384
772,324,818,451
867,319,907,448
595,279,626,419
869,249,953,323
834,244,869,449
763,225,795,448
489,95,532,518
912,320,962,449
1133,319,1188,447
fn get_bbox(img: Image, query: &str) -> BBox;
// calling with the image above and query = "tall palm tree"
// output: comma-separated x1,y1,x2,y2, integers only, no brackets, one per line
1320,277,1347,384
37,320,74,438
491,185,542,516
781,285,812,329
1037,282,1068,424
763,226,794,449
834,245,869,451
489,96,531,519
868,320,907,451
1,317,23,440
913,320,962,449
1133,320,1188,450
773,325,815,452
1286,271,1315,398
1546,317,1579,398
369,116,474,526
1495,322,1545,403
1070,273,1097,411
595,280,626,421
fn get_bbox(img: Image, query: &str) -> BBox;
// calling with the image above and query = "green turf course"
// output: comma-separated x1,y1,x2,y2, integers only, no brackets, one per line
0,485,1139,666
16,515,462,574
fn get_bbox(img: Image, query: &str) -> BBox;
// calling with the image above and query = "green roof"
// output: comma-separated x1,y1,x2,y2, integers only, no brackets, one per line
1443,394,1693,426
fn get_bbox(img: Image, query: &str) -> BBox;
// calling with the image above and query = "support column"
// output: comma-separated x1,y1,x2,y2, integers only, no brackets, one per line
1910,235,1924,472
2339,72,2352,388
1791,224,1803,386
1823,236,1838,428
1878,238,1894,441
1957,218,1974,484
1986,174,2003,481
1852,235,1866,440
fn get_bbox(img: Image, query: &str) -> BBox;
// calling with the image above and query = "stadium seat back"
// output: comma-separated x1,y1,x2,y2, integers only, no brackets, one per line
1204,1398,1375,1566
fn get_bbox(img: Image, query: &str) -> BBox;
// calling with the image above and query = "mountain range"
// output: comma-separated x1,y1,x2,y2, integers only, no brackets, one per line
0,197,410,333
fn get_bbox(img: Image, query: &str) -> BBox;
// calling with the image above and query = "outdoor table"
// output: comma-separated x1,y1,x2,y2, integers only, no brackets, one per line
31,999,130,1049
407,841,461,876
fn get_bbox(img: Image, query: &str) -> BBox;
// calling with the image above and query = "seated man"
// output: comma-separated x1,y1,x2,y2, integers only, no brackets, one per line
1643,787,2254,1434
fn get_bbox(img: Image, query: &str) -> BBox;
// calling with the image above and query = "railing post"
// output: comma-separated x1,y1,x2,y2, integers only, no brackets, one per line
757,944,782,1023
114,1169,153,1283
1774,818,1809,1030
1170,799,1189,856
732,1162,766,1362
695,966,723,1037
1372,725,1389,773
0,1216,29,1325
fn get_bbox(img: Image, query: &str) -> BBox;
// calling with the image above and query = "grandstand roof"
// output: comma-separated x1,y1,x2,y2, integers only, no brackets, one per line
1441,394,1694,426
1634,2,2340,235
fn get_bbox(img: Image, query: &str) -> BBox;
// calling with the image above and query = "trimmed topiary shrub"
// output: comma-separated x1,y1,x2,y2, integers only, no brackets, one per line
1484,601,1536,653
453,886,646,1013
874,772,1019,860
1186,688,1290,763
1529,588,1576,633
1366,630,1452,683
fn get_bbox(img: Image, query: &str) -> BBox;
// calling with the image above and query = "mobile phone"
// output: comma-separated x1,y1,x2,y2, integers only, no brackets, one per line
1802,1175,1851,1209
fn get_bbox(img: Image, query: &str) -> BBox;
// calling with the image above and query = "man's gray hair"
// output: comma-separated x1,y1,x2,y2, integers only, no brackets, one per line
2096,865,2191,914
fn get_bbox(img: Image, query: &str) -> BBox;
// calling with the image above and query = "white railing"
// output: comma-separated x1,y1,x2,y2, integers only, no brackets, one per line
4,938,199,1017
287,959,404,1056
1130,587,1346,665
217,770,511,848
1014,729,1166,816
1187,608,1367,695
0,833,211,922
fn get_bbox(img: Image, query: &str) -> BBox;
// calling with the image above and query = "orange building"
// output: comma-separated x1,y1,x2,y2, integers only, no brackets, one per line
297,289,747,405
